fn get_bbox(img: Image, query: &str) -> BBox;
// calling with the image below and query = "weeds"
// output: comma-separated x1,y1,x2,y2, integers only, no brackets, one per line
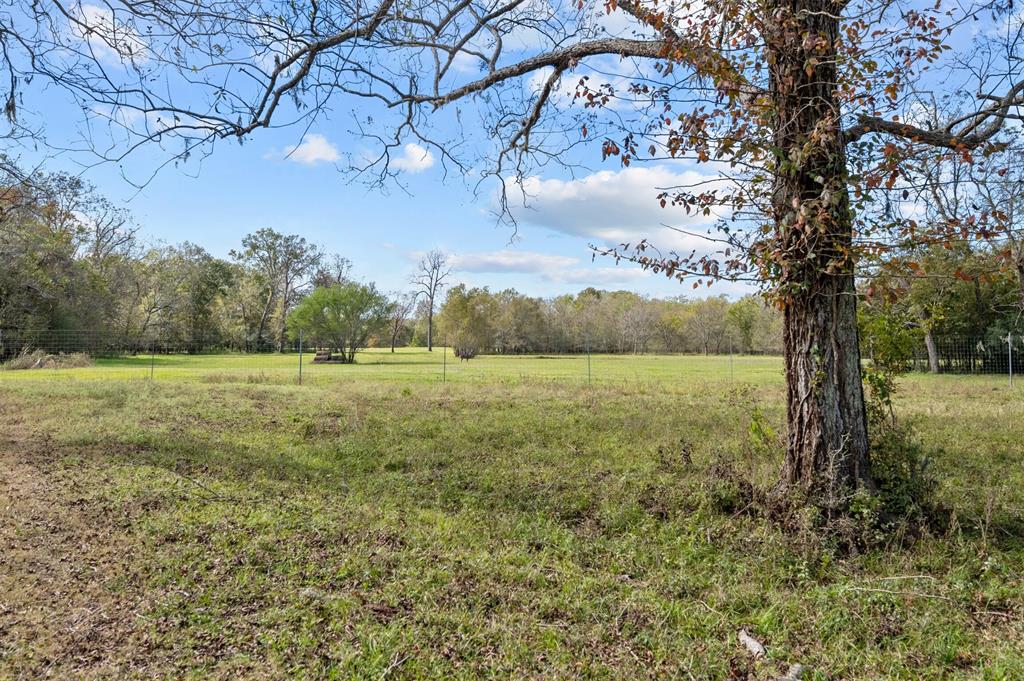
2,348,93,370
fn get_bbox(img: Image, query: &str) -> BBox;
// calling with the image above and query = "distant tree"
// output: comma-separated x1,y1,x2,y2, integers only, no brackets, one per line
438,285,495,357
312,255,353,289
287,283,392,363
862,244,1019,371
174,244,234,349
231,229,322,352
493,290,547,353
411,250,450,352
966,150,1024,317
727,297,762,354
687,297,732,355
387,292,417,352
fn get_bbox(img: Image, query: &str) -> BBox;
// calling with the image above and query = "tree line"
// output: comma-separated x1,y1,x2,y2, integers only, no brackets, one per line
436,286,781,356
1,167,780,357
1,167,342,352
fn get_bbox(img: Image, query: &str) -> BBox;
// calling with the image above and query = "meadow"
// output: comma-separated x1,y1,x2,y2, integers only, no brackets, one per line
0,347,781,386
1,351,1022,679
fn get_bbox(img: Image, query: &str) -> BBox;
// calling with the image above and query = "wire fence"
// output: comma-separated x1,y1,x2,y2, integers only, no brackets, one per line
904,335,1024,377
0,328,780,386
1,329,1020,386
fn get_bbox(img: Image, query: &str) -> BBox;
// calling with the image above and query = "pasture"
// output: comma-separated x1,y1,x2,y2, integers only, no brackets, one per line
1,352,1022,678
0,348,781,386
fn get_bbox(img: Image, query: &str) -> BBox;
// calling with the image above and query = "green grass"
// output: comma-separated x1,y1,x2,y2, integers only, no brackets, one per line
0,347,785,386
1,356,1022,678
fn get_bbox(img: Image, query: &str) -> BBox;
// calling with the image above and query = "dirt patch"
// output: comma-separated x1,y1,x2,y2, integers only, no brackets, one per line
0,396,155,678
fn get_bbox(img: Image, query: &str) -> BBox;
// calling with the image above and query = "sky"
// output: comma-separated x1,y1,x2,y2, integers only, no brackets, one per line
8,1,760,302
6,0,1006,302
31,108,755,300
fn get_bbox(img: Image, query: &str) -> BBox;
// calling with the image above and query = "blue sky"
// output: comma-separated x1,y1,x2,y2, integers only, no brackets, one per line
7,0,1002,302
11,2,761,301
34,106,755,299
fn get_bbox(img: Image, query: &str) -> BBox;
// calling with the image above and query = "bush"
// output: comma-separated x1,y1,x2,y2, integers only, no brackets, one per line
2,349,93,370
862,362,946,536
870,417,944,530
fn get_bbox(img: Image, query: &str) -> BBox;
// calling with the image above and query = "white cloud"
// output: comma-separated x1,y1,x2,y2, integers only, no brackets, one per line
545,266,651,285
450,250,578,274
392,143,436,173
281,134,340,165
447,249,649,285
73,4,149,64
449,51,481,74
503,165,725,252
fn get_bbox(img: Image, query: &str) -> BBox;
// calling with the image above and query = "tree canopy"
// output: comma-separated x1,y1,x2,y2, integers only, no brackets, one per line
287,282,393,363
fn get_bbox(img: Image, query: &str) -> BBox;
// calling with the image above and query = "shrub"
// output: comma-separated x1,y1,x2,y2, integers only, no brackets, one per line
2,349,93,370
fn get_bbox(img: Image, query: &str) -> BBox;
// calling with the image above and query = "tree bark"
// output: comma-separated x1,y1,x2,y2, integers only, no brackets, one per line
255,288,275,352
770,0,871,498
924,327,939,373
427,302,434,352
277,278,290,353
781,274,871,493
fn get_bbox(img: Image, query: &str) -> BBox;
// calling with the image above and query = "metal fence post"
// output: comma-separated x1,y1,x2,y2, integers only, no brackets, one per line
298,330,303,385
586,336,592,386
442,338,447,383
150,341,155,380
1009,332,1014,388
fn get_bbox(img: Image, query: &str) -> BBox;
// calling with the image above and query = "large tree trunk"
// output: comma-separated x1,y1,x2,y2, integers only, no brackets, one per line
770,0,871,499
781,273,871,492
924,326,940,374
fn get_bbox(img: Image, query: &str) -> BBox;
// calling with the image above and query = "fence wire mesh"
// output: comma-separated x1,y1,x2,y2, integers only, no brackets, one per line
3,329,1019,386
904,335,1024,375
0,328,782,386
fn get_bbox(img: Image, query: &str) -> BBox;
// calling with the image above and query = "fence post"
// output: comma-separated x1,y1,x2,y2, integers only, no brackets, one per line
586,336,592,386
298,330,303,385
730,342,734,381
442,337,447,383
149,341,156,381
1009,332,1014,389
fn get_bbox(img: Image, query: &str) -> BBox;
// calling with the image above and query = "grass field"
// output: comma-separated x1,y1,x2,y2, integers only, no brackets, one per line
1,353,1022,679
1,347,784,386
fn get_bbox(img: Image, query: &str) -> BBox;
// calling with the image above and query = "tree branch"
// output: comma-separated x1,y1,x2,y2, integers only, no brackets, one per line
844,81,1024,149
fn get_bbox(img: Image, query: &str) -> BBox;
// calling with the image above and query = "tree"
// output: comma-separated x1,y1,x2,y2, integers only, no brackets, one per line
438,285,495,356
287,283,392,363
0,168,141,336
411,250,450,352
493,290,547,353
6,0,1024,509
312,255,353,289
230,229,321,352
687,297,731,355
387,292,417,352
727,297,762,354
967,149,1024,317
